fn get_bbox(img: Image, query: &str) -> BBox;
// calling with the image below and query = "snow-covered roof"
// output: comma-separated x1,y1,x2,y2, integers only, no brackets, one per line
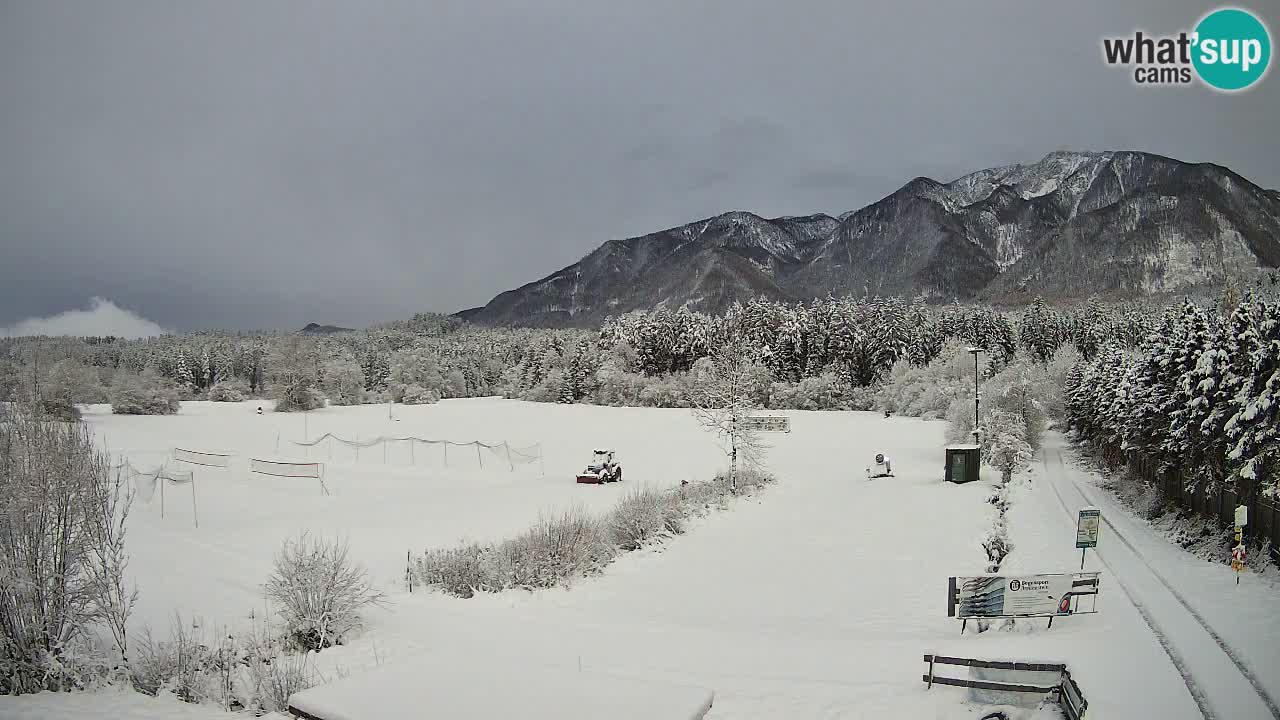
947,444,981,450
287,653,714,720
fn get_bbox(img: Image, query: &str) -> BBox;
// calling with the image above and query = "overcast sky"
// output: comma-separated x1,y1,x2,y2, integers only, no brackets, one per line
2,1,1277,333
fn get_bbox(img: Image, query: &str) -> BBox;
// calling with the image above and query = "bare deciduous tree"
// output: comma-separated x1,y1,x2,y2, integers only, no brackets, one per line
689,341,770,492
0,403,136,692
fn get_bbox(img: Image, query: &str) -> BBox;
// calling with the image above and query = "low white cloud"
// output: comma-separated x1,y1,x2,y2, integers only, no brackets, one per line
1,298,166,339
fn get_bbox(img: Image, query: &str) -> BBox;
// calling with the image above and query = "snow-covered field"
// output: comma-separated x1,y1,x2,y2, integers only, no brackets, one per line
3,400,1276,719
80,398,726,634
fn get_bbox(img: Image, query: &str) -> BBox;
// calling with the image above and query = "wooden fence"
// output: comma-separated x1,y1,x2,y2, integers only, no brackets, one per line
922,654,1087,720
1128,453,1280,561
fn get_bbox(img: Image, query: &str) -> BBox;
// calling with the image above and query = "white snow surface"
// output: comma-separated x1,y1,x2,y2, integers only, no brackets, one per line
0,688,233,719
3,401,1276,719
288,655,715,720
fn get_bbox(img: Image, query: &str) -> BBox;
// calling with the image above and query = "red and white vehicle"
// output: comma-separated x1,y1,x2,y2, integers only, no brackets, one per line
575,448,623,484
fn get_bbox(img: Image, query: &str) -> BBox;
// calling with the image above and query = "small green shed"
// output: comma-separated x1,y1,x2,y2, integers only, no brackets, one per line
945,444,981,484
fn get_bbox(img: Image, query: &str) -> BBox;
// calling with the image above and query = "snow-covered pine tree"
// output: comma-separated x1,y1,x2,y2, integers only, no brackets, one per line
1225,299,1280,498
1018,297,1064,364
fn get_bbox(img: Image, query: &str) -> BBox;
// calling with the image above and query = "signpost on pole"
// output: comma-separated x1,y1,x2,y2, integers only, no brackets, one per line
1233,505,1248,585
1075,507,1101,570
743,415,790,433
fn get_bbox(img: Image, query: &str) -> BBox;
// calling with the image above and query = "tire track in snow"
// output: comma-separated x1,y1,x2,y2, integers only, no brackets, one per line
1040,451,1216,720
1043,447,1280,720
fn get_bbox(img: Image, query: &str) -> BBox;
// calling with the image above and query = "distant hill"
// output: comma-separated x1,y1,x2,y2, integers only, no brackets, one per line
459,150,1280,326
299,322,354,335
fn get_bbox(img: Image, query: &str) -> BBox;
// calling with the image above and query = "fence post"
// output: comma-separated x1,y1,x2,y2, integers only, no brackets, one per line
476,443,484,469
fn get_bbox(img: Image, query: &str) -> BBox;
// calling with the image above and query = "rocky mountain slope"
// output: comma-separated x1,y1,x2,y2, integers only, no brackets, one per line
459,151,1280,326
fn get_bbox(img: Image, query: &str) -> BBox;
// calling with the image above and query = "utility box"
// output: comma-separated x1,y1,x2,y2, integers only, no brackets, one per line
945,445,981,484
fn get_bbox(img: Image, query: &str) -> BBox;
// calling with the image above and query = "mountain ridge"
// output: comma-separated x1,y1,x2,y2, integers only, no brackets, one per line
459,150,1280,326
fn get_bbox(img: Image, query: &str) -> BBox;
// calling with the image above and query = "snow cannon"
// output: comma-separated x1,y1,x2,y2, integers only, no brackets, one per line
576,448,622,484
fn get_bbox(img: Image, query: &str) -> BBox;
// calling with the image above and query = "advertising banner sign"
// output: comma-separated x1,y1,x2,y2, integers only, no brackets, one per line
948,573,1100,619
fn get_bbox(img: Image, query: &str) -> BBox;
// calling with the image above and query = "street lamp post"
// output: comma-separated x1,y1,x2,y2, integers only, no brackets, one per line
967,347,983,443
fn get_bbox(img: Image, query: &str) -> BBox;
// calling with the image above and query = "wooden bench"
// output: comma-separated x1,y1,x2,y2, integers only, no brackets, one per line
923,654,1088,720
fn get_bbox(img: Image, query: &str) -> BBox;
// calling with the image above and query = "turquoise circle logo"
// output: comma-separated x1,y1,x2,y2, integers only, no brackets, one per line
1192,8,1271,91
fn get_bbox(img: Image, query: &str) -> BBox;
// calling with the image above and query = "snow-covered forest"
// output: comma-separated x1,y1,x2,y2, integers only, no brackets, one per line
1066,291,1280,500
3,288,1278,502
0,296,1150,409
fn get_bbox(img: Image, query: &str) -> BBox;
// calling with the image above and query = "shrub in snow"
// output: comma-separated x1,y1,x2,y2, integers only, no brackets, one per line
0,405,136,693
985,362,1047,451
264,533,385,651
399,383,440,405
110,371,180,415
33,359,106,420
490,507,611,591
875,340,974,417
414,469,774,598
607,486,685,551
320,358,365,406
980,409,1034,485
944,392,978,444
266,336,324,412
387,350,456,402
246,649,315,713
637,375,694,408
130,618,210,702
768,371,851,410
207,379,250,402
416,543,493,598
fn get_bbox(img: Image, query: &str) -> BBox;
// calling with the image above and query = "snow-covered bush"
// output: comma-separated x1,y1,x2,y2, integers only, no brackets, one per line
129,619,208,702
608,486,685,551
207,379,250,402
266,336,324,412
636,374,695,408
415,469,774,598
415,543,492,598
399,383,440,405
36,359,106,419
110,371,180,415
129,616,314,712
944,392,978,444
768,371,851,410
388,350,453,402
980,409,1034,485
487,507,611,591
985,361,1048,451
320,358,365,406
264,534,384,651
876,340,975,418
246,648,315,713
0,405,135,693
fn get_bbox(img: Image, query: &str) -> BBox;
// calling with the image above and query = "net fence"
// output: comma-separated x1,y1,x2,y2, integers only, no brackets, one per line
114,460,194,503
291,433,543,472
173,447,232,468
249,458,324,479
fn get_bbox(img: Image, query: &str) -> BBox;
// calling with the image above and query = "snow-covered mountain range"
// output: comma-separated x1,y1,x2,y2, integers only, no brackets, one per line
459,151,1280,326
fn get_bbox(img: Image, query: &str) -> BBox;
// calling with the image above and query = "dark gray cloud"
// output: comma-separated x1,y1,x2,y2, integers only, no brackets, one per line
2,0,1277,331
